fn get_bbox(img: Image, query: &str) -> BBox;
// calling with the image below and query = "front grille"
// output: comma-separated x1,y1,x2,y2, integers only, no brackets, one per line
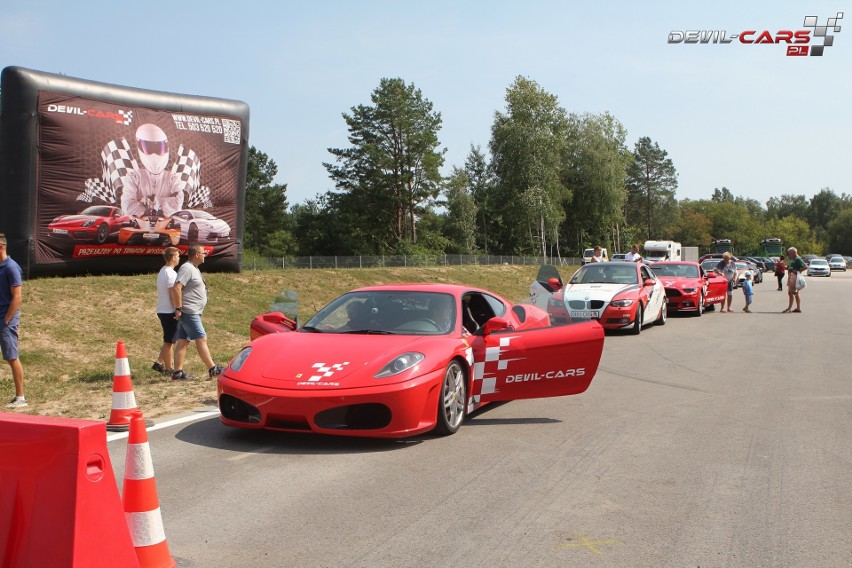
665,289,682,298
567,300,605,310
314,403,392,430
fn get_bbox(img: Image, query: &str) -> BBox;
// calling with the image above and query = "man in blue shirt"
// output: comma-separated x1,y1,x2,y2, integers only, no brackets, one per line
0,234,26,408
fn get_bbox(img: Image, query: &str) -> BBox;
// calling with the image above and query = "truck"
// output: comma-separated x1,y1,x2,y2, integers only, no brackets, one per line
643,240,682,262
758,238,784,260
682,246,699,263
710,239,734,255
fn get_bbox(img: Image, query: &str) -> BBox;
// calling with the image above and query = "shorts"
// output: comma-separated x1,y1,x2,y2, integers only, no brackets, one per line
727,279,735,295
176,312,207,341
0,319,19,361
158,312,179,344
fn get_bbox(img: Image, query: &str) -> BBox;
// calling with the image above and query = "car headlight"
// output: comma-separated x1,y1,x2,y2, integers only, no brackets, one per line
375,352,424,379
82,219,95,227
609,298,634,307
682,288,697,294
229,347,252,372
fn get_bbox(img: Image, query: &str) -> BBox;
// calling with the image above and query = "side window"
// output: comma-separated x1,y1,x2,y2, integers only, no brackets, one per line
482,294,506,317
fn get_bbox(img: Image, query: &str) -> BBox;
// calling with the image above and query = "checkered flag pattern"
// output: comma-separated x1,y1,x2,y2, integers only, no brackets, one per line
172,144,213,208
78,138,138,204
803,12,843,56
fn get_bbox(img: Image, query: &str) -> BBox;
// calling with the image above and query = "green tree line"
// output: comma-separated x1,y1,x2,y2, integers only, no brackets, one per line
245,76,852,258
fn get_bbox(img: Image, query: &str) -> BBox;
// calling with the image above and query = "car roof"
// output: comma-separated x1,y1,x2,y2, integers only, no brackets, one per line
353,283,485,296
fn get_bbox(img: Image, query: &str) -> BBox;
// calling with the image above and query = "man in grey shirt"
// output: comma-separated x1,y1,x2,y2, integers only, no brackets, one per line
169,244,224,380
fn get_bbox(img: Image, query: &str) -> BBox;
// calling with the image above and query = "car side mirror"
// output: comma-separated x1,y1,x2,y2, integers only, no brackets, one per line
643,278,655,286
482,317,509,336
547,277,563,291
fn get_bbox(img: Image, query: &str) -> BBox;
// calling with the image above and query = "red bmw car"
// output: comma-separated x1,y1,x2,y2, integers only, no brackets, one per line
218,284,605,438
530,263,666,335
650,261,728,315
47,205,131,244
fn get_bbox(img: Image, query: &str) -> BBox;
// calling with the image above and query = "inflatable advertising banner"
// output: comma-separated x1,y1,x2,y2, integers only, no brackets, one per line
0,66,249,277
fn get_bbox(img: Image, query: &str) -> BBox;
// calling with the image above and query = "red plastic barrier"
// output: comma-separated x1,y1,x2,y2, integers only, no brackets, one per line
0,413,139,568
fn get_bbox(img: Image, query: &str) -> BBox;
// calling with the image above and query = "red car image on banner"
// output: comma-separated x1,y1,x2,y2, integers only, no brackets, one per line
0,66,248,277
46,205,131,244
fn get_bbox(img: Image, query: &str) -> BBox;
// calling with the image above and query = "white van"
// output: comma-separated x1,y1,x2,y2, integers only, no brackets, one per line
643,240,681,262
582,247,609,264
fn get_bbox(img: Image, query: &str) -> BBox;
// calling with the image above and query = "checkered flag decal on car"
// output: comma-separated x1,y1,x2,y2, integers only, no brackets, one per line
77,139,138,204
172,144,213,208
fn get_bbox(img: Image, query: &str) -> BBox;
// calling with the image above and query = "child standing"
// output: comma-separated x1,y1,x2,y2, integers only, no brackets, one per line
742,272,754,312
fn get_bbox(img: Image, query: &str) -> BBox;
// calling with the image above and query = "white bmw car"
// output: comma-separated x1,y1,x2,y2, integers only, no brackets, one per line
171,209,231,243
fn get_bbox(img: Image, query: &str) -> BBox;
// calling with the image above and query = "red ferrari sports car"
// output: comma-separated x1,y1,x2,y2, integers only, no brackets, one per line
530,263,666,335
47,205,131,243
650,261,728,315
218,284,605,438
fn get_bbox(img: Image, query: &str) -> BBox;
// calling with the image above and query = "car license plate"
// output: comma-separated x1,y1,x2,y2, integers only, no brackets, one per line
52,228,68,234
569,310,600,319
143,232,160,240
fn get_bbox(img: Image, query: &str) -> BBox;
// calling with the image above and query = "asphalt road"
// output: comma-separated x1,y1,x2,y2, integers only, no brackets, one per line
107,270,851,568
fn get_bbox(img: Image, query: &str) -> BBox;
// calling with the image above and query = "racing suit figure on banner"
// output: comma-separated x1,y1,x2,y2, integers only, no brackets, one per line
121,123,184,218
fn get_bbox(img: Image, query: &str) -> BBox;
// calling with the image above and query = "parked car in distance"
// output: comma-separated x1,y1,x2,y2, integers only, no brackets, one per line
802,254,820,265
611,253,627,261
531,262,667,335
807,258,831,277
650,261,727,316
827,256,847,271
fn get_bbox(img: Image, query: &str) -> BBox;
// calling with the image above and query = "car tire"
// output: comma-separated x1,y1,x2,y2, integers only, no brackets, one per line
434,360,466,436
695,294,704,317
657,301,667,326
631,304,643,335
96,223,109,244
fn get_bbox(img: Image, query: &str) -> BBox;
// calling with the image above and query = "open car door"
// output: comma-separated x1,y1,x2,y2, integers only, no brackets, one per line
529,264,563,310
469,318,604,402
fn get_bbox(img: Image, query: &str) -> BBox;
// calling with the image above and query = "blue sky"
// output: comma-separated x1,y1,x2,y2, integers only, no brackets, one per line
2,1,850,207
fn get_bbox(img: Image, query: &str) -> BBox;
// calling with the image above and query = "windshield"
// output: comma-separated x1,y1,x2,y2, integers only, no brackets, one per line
651,264,699,278
303,291,456,335
80,206,115,217
810,259,828,266
570,264,638,285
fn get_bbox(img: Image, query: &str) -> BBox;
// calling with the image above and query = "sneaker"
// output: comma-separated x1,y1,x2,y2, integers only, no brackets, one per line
171,370,190,381
152,361,166,374
208,365,225,379
6,396,28,408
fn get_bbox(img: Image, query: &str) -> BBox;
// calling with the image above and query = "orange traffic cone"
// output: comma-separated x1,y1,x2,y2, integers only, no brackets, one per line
123,410,176,568
106,340,140,432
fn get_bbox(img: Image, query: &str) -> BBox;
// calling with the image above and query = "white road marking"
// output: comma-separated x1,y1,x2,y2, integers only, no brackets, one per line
106,409,219,443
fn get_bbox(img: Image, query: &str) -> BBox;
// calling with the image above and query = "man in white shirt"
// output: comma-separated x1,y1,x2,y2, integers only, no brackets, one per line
624,244,642,263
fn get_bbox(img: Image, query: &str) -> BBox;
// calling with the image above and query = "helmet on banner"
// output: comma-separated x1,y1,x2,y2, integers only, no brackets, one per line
136,123,169,174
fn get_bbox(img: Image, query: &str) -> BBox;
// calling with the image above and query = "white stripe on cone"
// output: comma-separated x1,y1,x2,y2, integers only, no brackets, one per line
126,508,167,548
115,357,131,376
112,390,138,409
124,443,155,480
